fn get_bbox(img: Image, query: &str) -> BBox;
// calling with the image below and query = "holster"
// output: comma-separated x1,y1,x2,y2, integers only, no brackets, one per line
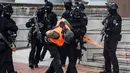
116,34,122,41
0,41,6,52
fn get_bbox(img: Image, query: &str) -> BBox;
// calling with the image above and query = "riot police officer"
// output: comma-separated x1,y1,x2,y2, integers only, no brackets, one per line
62,1,88,73
60,0,73,67
45,18,74,73
0,4,18,73
100,2,122,73
74,2,88,64
40,1,58,61
62,0,72,20
44,1,57,30
26,7,47,69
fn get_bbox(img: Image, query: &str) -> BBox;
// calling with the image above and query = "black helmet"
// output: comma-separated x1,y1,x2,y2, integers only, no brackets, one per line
106,2,118,10
64,30,74,44
64,0,72,10
79,3,85,11
3,4,13,18
0,4,3,15
45,1,53,12
4,4,13,14
36,6,45,18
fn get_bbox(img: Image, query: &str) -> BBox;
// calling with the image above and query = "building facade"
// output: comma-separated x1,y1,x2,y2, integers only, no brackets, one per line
83,0,107,5
15,0,65,4
109,0,130,17
14,0,107,5
0,0,15,2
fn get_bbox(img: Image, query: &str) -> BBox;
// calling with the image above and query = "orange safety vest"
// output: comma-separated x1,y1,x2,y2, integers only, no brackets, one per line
48,18,71,46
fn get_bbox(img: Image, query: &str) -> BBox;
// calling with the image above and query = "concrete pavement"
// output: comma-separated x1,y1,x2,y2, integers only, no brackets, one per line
12,48,102,73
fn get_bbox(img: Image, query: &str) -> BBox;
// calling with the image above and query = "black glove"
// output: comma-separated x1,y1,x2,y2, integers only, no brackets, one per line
78,37,87,51
80,41,87,51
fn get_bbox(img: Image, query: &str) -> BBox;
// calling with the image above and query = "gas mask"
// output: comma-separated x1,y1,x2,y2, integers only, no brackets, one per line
64,2,72,11
3,4,13,19
45,6,52,13
45,1,53,13
36,7,45,21
106,2,118,15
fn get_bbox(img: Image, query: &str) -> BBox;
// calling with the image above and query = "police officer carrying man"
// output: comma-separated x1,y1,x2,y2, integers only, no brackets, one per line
0,4,18,73
61,1,88,73
100,2,122,73
26,7,47,69
61,0,88,67
40,1,58,61
45,18,74,73
60,0,73,67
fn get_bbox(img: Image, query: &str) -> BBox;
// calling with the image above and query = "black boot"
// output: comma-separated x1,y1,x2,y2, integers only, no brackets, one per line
112,71,119,73
34,64,39,68
100,70,111,73
39,56,44,61
29,63,34,69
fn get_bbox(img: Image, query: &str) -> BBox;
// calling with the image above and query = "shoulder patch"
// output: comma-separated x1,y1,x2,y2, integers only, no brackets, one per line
113,19,117,24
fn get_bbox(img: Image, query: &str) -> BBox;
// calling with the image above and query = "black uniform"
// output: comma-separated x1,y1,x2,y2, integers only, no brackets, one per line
60,1,73,66
45,43,64,73
42,1,64,73
0,4,18,73
75,3,88,63
26,7,47,69
100,2,122,73
62,2,88,73
61,1,88,66
40,1,58,60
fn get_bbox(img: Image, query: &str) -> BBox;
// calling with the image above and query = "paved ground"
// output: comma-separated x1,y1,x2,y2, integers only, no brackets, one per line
14,62,101,73
13,48,102,73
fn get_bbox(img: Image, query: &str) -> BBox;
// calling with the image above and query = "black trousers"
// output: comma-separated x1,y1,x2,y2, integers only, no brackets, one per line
45,43,63,73
66,40,78,73
59,43,67,66
29,38,43,65
103,38,119,73
59,39,83,66
40,43,49,59
0,49,15,73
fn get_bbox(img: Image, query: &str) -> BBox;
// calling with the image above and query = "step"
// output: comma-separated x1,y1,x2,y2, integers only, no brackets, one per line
94,56,130,61
93,52,130,58
93,59,130,66
81,61,130,71
92,56,130,65
93,51,130,56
